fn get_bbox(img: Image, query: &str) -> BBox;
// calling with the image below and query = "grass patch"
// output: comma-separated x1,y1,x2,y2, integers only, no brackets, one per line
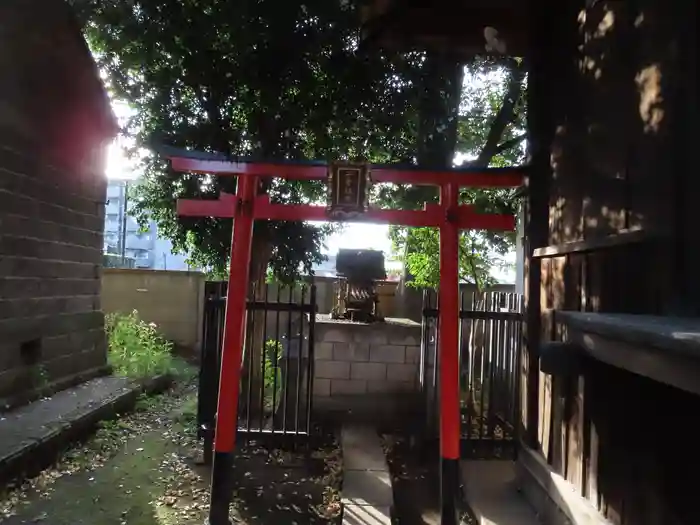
0,388,200,524
106,310,175,379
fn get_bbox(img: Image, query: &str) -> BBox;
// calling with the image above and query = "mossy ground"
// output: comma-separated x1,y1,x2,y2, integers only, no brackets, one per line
1,376,341,525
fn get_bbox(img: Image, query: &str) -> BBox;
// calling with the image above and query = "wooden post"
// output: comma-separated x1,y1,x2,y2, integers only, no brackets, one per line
523,0,556,448
523,0,578,449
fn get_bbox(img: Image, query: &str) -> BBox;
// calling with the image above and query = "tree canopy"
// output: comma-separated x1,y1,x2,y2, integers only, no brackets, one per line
76,0,424,281
384,58,527,289
75,0,526,286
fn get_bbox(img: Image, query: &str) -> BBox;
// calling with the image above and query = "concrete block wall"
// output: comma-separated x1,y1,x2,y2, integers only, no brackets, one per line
312,316,422,421
102,269,206,354
0,1,115,406
0,141,109,406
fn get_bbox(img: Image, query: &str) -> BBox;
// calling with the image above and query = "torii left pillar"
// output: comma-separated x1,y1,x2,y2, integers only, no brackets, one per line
208,174,257,525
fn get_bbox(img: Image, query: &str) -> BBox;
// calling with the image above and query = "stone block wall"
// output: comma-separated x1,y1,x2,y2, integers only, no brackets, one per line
312,316,422,422
0,0,115,407
0,139,109,407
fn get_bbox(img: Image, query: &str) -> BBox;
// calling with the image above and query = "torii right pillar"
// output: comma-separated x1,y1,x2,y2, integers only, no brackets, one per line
438,182,461,525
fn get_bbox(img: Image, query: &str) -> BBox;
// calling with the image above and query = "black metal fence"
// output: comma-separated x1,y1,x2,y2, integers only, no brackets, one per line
198,281,317,459
421,289,523,458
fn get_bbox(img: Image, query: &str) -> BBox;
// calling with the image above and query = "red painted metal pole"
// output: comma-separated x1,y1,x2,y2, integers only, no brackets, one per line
178,194,516,230
439,182,461,525
208,174,257,525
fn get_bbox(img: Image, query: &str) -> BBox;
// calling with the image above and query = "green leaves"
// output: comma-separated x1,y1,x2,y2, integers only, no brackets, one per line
400,228,514,291
78,1,525,283
105,310,174,379
80,0,423,279
386,60,527,289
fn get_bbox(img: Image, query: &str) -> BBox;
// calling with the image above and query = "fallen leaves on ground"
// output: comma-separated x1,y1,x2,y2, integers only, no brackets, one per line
310,443,342,520
0,380,197,521
381,434,476,525
1,377,344,525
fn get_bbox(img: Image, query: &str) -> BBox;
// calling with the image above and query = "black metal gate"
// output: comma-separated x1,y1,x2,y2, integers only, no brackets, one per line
198,281,317,458
420,289,523,458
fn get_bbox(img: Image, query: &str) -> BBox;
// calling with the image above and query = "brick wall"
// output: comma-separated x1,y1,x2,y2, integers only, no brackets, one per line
0,1,115,406
312,317,422,422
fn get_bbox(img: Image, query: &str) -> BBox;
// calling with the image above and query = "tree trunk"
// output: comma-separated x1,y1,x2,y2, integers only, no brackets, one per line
240,115,279,423
404,53,465,277
240,228,272,422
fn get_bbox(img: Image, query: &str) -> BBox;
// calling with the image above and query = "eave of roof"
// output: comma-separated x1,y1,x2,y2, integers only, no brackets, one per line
358,0,529,57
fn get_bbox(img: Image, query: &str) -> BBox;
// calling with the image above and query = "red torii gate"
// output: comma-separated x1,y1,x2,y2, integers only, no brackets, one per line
170,152,524,525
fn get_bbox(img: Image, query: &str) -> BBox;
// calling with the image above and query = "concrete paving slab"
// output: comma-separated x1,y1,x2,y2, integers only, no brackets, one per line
343,504,392,525
341,424,395,522
342,469,394,507
461,460,541,525
341,425,387,471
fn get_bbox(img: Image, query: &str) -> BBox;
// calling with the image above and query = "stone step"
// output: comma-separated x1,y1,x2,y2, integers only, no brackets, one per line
0,375,170,484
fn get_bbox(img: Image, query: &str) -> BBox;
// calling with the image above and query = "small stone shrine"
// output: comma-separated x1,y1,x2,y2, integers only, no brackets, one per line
314,247,423,422
331,248,387,323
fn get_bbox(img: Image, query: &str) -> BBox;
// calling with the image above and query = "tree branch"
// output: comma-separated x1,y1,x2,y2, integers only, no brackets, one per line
458,240,482,293
494,132,527,156
470,58,526,168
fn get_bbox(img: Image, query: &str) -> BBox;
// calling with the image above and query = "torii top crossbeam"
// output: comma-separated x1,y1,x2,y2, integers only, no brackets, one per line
169,153,524,185
167,148,525,231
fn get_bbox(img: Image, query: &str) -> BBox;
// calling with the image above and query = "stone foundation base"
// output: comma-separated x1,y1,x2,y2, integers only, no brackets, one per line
313,316,422,426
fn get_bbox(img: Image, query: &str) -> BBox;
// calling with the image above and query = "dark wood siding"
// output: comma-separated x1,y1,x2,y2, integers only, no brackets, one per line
525,0,699,523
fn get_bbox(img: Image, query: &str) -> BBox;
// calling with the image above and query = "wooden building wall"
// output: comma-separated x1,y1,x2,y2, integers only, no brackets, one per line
525,0,698,523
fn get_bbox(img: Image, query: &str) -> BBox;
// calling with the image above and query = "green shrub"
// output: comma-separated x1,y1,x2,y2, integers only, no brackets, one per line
263,339,284,410
105,310,174,379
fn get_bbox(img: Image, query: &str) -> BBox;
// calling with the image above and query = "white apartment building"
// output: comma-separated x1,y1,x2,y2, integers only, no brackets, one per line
105,180,192,271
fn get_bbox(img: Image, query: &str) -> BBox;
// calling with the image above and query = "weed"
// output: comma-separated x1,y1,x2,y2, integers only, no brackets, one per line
263,339,283,411
105,310,174,379
30,364,49,390
134,393,161,412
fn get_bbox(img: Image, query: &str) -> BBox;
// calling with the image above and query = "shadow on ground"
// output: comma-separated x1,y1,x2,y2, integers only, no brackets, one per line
223,429,341,524
1,390,341,525
382,434,475,525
